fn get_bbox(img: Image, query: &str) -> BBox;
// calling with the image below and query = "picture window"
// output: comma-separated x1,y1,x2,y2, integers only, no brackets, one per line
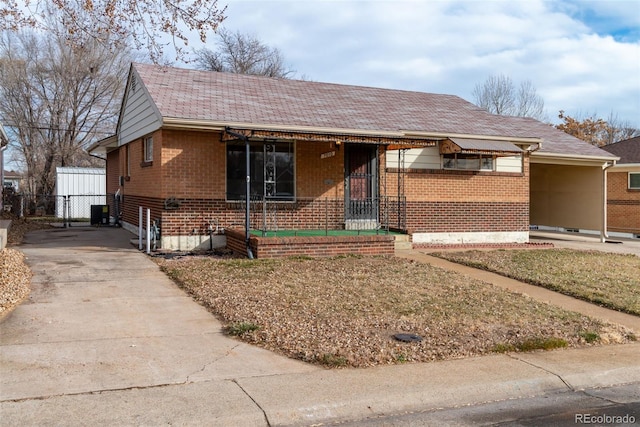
226,141,295,201
442,153,494,171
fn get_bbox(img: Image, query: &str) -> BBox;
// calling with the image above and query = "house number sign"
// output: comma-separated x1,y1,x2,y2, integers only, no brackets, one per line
321,151,336,159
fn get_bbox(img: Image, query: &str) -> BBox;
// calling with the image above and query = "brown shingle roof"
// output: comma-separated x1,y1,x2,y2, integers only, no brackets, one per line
600,136,640,164
132,63,615,159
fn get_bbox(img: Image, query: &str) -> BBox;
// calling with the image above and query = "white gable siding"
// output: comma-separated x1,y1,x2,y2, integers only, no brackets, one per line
496,155,523,173
118,70,162,146
386,147,440,169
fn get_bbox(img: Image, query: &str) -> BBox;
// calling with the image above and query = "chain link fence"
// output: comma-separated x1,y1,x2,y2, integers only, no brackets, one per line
3,193,117,226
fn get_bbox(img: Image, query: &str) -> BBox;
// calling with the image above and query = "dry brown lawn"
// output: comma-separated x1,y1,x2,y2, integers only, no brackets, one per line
432,249,640,316
157,255,636,368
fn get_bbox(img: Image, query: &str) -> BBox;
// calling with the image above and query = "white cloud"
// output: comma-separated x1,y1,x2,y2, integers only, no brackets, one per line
206,0,640,128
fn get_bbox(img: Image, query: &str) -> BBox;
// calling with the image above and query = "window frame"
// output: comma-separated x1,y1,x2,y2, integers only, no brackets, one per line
142,135,153,166
442,153,495,171
629,172,640,190
226,140,296,202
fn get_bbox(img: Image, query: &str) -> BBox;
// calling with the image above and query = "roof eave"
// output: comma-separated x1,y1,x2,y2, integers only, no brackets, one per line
162,118,409,139
610,163,640,171
402,130,543,145
87,135,118,156
162,118,550,146
531,151,618,166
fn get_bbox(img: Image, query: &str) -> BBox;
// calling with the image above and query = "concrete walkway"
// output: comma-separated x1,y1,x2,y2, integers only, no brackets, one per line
395,250,640,334
1,227,639,426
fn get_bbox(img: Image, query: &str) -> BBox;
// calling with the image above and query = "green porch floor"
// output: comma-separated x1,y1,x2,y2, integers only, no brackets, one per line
250,229,403,237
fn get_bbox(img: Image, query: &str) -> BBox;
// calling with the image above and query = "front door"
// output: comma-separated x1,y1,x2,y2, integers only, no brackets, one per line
345,145,378,227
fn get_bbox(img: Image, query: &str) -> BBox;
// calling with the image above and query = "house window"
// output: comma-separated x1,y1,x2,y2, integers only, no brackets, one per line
630,172,640,190
143,136,153,164
226,141,295,201
443,153,494,171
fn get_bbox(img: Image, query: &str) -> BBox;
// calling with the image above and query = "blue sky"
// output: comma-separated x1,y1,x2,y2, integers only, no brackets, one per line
178,0,640,128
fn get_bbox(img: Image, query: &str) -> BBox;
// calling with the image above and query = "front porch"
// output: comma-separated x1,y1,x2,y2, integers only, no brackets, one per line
224,196,406,258
226,228,398,258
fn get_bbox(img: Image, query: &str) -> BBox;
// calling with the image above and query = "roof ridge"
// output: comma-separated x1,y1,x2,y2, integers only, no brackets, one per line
131,62,466,100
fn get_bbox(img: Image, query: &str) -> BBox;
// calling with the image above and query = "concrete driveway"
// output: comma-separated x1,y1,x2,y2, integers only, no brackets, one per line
530,230,640,256
0,226,317,425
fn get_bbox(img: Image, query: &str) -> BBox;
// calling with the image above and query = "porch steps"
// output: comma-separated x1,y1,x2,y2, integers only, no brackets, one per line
394,234,412,250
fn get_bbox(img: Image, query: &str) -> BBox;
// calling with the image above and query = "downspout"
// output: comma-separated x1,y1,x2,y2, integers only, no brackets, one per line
225,128,254,259
601,160,616,242
525,142,542,235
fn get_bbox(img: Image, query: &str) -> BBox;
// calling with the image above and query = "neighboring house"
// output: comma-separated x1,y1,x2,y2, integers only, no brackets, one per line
601,136,640,238
89,63,617,253
3,170,22,192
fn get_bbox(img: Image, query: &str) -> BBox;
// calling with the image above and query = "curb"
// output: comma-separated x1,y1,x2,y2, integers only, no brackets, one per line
237,343,640,426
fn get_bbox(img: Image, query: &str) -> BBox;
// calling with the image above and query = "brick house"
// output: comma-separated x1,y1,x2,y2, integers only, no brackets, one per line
601,136,640,237
89,63,617,255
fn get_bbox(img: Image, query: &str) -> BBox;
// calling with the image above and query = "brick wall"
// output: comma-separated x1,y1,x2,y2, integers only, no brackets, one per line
404,201,529,234
226,228,395,259
384,156,529,233
296,141,345,198
124,131,164,199
607,170,640,233
160,129,226,199
117,129,226,228
112,128,531,244
106,150,120,195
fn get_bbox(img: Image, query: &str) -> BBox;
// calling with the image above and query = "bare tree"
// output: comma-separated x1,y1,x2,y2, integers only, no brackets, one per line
0,0,226,62
472,74,546,121
604,111,640,145
0,24,130,198
194,28,294,78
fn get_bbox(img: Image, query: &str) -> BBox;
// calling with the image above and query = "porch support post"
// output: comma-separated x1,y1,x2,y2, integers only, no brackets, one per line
245,135,251,251
225,128,254,259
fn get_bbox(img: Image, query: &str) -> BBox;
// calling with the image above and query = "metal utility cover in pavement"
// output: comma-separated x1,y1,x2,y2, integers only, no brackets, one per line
393,333,423,342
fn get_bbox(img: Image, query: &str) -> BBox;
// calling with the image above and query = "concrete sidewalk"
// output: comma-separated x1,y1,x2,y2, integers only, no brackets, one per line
1,227,639,426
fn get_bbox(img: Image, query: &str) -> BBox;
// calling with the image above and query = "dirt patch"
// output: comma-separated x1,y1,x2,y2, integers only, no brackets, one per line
0,216,52,319
0,248,32,320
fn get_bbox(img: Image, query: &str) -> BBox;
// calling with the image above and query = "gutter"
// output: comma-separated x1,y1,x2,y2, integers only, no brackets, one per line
531,151,618,164
601,160,617,243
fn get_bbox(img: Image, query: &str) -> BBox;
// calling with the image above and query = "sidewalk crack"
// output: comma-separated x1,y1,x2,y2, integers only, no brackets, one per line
185,343,242,383
506,354,575,391
231,379,271,427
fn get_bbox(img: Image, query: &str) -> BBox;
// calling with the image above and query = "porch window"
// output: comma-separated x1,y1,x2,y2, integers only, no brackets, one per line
443,153,494,171
630,172,640,190
226,141,295,201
